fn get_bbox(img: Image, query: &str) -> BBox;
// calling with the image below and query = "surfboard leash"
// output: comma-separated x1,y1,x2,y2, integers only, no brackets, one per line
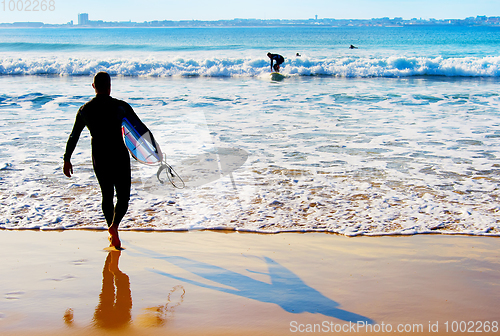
156,154,185,189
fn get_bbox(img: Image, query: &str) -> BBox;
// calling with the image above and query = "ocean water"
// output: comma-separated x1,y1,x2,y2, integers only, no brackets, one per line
1,26,500,235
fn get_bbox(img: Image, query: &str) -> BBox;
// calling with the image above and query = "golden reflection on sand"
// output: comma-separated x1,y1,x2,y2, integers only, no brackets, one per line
92,251,132,329
62,250,186,332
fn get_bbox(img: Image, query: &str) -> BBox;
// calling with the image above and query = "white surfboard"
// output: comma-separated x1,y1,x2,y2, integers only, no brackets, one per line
270,72,286,81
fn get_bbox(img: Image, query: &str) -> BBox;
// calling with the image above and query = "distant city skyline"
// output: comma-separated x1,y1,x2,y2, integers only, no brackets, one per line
0,0,499,24
3,14,500,29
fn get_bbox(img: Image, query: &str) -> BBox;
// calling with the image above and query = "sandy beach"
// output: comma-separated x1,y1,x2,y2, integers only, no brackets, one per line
0,230,498,335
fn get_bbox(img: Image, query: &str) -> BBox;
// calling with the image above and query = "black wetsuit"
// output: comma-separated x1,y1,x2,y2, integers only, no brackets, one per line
269,53,285,71
64,94,141,227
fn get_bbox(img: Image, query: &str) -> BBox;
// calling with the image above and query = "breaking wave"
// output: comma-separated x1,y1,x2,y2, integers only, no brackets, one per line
2,55,500,78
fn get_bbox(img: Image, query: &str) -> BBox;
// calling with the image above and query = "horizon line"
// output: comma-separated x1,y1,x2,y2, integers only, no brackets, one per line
0,14,498,26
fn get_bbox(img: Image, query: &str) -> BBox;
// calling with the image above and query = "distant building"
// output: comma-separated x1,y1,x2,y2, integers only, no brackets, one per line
78,13,89,26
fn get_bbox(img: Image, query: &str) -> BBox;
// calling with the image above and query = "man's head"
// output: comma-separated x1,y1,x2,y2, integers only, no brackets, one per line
92,72,111,95
267,52,272,58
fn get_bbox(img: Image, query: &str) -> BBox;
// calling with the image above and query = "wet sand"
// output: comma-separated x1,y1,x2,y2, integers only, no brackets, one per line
0,230,498,335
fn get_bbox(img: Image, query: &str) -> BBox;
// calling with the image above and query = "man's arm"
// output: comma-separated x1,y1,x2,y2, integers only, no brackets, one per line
63,110,86,177
63,160,73,178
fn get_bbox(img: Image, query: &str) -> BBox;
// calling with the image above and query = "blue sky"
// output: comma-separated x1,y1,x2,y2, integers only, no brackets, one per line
1,0,499,24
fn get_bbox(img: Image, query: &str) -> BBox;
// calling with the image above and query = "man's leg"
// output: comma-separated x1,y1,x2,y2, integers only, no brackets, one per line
97,177,120,247
93,155,126,248
112,174,131,227
108,162,131,249
101,185,115,227
93,157,115,227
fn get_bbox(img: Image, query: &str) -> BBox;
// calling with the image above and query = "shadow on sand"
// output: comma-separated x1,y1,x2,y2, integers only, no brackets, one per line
127,245,374,324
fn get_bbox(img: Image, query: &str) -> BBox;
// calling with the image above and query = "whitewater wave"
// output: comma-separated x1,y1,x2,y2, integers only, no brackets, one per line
2,55,500,78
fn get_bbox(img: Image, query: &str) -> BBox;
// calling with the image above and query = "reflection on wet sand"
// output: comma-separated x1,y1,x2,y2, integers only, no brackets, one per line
63,250,185,331
93,251,132,329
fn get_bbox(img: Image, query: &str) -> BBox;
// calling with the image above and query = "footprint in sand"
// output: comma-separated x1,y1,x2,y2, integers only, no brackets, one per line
4,291,25,300
71,259,89,265
44,274,76,282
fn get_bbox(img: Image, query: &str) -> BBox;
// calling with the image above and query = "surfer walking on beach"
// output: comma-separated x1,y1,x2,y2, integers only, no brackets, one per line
267,52,285,72
63,72,142,249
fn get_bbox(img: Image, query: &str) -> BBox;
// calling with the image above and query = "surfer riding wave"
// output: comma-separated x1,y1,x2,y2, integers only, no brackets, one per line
267,52,284,72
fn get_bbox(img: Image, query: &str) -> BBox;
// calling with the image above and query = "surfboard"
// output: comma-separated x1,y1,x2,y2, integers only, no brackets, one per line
121,116,162,165
270,72,286,81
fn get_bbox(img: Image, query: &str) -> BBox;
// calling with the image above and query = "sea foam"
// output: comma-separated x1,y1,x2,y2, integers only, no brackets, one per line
2,55,500,78
0,74,499,236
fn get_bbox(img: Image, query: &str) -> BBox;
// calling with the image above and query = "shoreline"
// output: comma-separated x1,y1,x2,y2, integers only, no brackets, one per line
0,230,499,335
2,226,500,237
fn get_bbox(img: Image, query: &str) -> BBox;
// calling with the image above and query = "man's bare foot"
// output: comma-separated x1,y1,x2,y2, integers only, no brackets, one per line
108,225,121,249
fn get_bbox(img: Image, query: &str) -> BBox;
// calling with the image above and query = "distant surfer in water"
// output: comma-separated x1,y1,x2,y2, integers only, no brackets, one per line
267,52,285,72
349,44,358,49
63,72,142,249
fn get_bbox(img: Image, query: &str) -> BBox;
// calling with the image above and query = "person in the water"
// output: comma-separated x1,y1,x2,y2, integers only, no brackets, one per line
63,72,144,249
267,52,285,72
